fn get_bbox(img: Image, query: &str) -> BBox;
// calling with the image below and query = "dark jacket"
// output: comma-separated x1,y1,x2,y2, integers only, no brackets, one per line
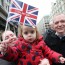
0,36,62,65
43,28,55,40
0,59,16,65
44,31,65,65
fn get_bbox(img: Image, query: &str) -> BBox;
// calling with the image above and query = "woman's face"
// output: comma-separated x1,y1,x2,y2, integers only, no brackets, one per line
2,31,17,44
22,25,36,43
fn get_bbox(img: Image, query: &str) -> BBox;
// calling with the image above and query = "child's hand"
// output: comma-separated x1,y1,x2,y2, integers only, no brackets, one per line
4,37,16,47
0,43,4,52
59,57,65,64
7,38,16,47
39,58,50,65
0,41,8,53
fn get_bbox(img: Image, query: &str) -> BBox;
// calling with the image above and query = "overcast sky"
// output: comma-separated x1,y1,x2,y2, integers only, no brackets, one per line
19,0,56,23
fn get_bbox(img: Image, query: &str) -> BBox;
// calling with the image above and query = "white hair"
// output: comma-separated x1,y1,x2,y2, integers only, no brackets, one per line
49,21,53,25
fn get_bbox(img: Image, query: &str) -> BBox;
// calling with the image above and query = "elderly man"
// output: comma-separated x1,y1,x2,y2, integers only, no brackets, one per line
44,14,65,65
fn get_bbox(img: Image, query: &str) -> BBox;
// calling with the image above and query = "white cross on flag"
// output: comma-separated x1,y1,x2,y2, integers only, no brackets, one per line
7,0,39,26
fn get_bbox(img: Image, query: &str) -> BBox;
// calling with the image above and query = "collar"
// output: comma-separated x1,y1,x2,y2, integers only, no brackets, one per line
55,32,65,39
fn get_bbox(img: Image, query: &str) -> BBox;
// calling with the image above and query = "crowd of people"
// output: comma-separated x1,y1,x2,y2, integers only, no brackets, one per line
0,13,65,65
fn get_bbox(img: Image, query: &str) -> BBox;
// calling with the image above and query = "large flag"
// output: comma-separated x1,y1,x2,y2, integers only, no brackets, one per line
7,0,38,26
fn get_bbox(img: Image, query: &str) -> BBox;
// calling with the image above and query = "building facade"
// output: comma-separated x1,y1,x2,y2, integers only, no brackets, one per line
50,0,65,21
43,15,50,31
37,15,50,35
37,18,45,35
0,0,18,41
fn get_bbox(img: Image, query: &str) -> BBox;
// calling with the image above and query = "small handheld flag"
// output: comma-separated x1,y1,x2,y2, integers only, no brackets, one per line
7,0,39,27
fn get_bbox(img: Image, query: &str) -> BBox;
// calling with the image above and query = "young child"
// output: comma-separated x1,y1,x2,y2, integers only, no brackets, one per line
0,24,65,65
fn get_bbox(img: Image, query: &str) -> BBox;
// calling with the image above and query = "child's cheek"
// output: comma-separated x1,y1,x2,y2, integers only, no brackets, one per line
23,34,27,40
32,32,36,39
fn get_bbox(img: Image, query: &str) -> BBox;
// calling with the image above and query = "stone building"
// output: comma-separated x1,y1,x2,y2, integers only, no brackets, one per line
50,0,65,21
0,0,18,41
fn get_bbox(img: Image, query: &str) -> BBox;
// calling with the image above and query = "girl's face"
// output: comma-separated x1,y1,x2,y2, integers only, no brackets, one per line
22,25,36,43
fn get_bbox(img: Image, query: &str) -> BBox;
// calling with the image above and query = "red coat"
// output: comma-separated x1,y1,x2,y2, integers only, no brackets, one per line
1,36,62,65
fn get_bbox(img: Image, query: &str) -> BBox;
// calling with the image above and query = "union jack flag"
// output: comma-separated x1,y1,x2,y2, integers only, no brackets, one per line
7,0,38,26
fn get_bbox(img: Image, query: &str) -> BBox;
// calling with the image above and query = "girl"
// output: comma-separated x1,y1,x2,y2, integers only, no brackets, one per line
0,24,65,65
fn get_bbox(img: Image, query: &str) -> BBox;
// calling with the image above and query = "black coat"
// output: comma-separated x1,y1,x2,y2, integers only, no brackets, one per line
0,59,16,65
44,31,65,65
43,28,55,40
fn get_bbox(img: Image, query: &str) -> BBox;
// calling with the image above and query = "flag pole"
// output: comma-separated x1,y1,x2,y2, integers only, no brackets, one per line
1,21,8,55
5,21,8,31
3,21,9,41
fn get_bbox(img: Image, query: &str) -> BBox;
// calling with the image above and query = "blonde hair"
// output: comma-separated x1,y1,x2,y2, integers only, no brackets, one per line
18,24,40,40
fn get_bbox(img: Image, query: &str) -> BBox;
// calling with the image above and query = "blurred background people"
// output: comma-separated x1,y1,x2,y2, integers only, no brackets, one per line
43,21,55,40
